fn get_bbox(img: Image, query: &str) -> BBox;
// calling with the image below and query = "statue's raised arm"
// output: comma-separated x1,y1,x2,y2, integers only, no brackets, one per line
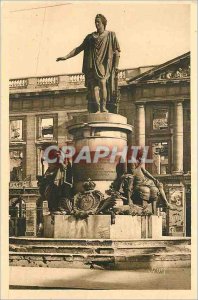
56,43,84,62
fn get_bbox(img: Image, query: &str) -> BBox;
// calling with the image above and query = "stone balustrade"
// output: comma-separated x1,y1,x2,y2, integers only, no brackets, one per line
9,79,28,88
118,70,126,80
37,76,59,86
69,73,85,83
9,66,158,92
9,69,130,91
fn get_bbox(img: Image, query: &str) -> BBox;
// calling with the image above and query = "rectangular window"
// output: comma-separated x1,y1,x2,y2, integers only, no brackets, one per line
152,142,169,174
40,118,54,139
10,120,23,141
10,150,23,181
152,108,168,130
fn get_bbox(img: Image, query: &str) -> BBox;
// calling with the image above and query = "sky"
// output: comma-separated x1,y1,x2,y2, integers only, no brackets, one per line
3,1,190,78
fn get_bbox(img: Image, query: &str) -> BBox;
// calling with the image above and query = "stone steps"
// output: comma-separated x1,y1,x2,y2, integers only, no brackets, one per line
9,237,191,269
9,244,166,255
9,237,191,247
9,251,191,269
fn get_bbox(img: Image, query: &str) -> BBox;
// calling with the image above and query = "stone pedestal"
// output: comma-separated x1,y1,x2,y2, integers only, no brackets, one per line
110,215,142,239
148,216,163,238
67,113,132,193
44,215,111,239
44,214,162,239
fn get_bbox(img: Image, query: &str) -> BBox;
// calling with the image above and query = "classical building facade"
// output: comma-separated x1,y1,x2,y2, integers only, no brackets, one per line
127,52,191,237
9,52,190,237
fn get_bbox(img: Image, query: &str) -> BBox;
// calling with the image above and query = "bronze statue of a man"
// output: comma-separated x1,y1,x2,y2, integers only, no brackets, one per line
56,14,120,113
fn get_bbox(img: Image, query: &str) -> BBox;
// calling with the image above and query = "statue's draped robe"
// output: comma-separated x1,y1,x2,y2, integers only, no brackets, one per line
81,31,120,108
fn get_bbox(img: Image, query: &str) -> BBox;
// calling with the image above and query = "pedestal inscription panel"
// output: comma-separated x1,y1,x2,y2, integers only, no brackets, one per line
73,162,117,181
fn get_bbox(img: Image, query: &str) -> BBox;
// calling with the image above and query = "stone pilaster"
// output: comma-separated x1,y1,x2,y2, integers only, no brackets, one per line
23,194,38,237
173,101,183,173
26,115,37,180
58,111,67,146
136,103,145,147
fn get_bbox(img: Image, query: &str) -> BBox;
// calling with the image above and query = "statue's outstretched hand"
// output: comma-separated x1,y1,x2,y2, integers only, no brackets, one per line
56,57,65,62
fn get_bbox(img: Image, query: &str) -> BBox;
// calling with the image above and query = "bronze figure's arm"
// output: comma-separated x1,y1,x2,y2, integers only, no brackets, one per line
141,167,159,185
56,43,84,62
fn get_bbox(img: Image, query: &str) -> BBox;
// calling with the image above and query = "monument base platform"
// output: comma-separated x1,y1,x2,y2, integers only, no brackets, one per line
43,214,162,239
9,236,191,269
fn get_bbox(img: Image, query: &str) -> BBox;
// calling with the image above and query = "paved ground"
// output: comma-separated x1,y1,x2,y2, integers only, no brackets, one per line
9,266,191,290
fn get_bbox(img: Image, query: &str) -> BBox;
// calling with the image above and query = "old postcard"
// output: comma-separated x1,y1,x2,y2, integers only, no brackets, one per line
0,0,197,299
